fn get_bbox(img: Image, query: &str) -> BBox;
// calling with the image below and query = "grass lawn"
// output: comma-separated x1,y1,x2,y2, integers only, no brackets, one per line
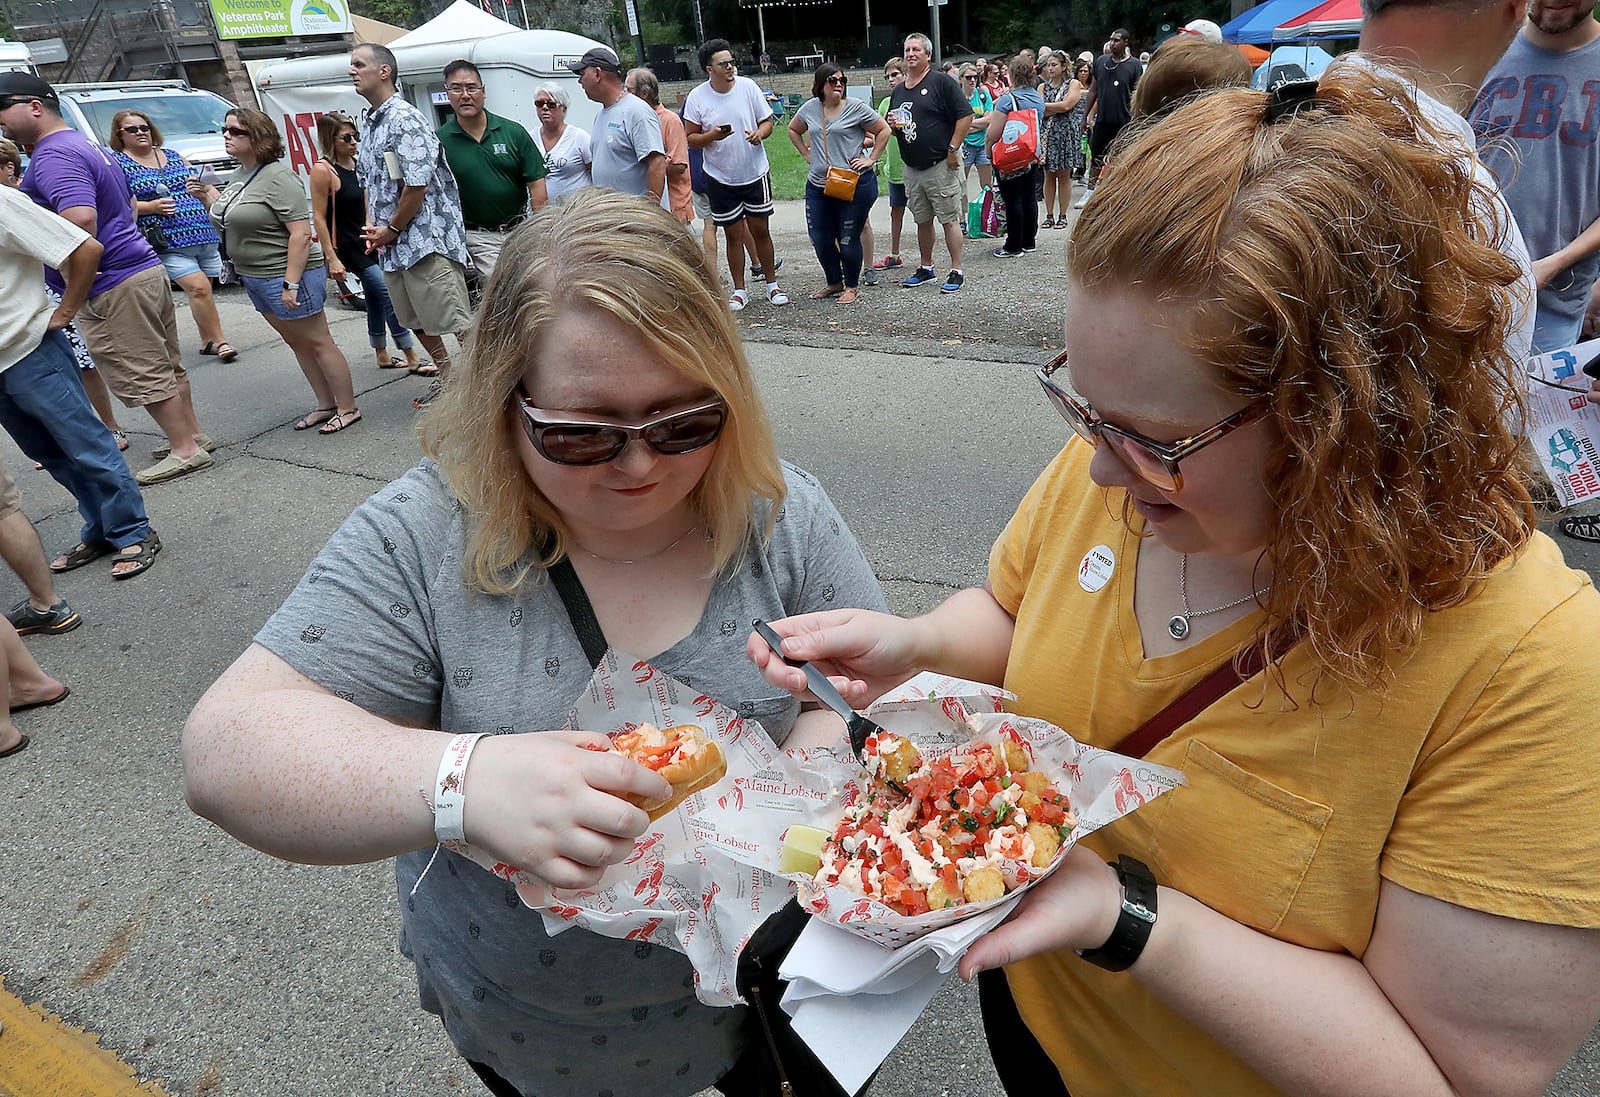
764,126,809,200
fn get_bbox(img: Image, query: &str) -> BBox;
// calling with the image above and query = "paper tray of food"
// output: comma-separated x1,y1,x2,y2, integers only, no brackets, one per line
442,650,798,1007
686,671,1185,949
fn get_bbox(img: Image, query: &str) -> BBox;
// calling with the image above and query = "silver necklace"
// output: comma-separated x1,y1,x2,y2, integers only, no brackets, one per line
1168,554,1270,640
574,525,698,566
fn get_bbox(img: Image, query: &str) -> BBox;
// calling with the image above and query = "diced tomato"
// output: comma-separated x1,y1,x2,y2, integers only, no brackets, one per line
899,887,931,916
939,863,960,893
1036,801,1066,825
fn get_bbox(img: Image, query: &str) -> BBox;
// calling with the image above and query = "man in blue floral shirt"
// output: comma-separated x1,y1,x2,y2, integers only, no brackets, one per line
350,43,469,406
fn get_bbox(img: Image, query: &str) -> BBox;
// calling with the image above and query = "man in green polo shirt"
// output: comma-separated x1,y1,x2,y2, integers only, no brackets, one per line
437,59,548,278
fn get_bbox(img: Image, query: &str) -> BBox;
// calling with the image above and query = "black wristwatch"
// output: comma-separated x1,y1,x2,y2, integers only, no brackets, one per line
282,281,300,292
1078,855,1158,972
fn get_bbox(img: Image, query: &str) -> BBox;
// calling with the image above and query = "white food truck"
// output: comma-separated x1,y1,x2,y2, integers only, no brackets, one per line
253,26,605,185
0,38,38,74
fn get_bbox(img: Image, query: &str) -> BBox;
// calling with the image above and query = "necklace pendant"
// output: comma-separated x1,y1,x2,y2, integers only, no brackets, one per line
1167,614,1190,640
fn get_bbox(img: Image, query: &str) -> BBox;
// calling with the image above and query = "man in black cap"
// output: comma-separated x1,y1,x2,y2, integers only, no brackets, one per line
0,71,213,488
568,46,665,202
0,119,159,581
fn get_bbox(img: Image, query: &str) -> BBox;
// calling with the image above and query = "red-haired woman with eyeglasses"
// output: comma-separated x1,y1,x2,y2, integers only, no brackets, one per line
753,66,1600,1097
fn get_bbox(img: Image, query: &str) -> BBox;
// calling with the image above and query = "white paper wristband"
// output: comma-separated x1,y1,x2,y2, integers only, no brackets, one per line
431,733,485,844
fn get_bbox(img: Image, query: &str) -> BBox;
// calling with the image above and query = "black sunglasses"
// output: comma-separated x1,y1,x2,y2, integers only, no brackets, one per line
515,391,728,465
121,123,151,134
338,132,359,142
223,125,251,138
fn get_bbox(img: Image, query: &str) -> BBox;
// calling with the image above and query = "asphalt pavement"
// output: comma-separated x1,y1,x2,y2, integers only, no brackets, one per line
0,201,1595,1097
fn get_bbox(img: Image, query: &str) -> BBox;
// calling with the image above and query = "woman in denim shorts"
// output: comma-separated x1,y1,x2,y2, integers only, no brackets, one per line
191,108,360,435
111,110,240,363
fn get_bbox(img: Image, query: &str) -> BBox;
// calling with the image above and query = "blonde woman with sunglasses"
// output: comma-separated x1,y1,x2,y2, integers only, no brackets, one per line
752,69,1600,1097
184,189,886,1097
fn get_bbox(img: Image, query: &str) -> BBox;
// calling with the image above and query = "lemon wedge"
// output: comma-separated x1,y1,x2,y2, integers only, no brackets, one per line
778,824,832,876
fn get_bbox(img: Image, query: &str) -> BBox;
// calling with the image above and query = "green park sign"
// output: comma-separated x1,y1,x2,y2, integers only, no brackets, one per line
207,0,353,39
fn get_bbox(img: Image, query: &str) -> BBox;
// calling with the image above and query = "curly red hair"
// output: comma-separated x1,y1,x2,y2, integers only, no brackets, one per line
1068,64,1535,691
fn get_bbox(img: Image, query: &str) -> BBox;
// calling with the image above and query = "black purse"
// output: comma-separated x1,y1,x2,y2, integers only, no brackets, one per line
140,220,169,254
545,558,863,1097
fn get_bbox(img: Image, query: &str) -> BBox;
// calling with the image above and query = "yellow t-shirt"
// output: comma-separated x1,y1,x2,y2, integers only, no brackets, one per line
988,439,1600,1097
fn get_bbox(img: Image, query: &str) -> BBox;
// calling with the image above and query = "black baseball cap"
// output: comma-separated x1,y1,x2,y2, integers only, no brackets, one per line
0,71,58,105
564,46,622,76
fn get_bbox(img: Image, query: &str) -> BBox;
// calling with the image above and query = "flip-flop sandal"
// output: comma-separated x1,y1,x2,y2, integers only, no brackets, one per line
294,407,337,431
50,541,112,573
409,361,441,378
378,357,409,369
11,685,69,714
809,286,844,300
0,735,29,759
318,409,362,435
1557,513,1600,543
215,342,239,362
200,340,220,356
110,531,161,581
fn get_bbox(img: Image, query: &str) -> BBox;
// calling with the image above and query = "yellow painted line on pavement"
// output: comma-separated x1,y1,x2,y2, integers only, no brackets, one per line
0,977,170,1097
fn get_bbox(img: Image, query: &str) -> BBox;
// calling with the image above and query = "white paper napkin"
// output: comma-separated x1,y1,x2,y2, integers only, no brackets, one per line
775,898,1019,1092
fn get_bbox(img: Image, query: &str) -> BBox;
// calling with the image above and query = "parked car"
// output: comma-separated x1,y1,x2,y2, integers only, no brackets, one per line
54,80,238,182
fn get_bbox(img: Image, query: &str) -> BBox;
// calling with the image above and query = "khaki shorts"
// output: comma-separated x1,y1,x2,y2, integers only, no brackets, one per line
464,228,510,279
386,253,472,336
74,264,185,408
903,161,964,226
0,456,21,522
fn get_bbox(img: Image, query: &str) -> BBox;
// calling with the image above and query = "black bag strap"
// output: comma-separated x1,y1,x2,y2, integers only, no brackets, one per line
548,557,608,669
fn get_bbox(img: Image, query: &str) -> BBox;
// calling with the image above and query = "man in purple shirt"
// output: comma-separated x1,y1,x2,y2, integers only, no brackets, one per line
0,72,213,486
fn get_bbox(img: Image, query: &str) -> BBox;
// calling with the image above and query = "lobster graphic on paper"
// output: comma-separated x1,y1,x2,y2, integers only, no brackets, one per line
624,832,665,865
1112,768,1146,814
626,917,665,941
717,783,746,812
634,860,667,904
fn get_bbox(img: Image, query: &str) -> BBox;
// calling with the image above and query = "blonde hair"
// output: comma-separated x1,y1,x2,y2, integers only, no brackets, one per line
419,188,787,594
1070,66,1534,691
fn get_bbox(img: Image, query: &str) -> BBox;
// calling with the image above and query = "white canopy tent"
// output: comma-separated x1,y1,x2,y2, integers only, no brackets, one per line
391,0,523,48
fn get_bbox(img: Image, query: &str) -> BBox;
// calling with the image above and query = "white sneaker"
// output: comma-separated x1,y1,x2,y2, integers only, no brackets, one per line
767,287,790,307
729,289,750,312
1074,189,1092,209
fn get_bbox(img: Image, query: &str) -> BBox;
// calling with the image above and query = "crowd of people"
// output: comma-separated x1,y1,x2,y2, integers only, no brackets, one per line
6,2,1600,1094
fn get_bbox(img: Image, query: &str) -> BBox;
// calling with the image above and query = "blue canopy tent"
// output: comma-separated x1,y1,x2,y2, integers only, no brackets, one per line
1219,0,1327,44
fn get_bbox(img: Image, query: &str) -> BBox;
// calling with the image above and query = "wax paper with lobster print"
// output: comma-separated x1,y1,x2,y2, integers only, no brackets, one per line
449,649,798,1007
688,671,1185,949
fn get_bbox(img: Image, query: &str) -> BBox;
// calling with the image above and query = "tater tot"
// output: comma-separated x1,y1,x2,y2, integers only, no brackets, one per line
1028,823,1061,868
1021,771,1051,794
1001,740,1030,773
927,878,959,909
1018,790,1042,815
963,865,1006,903
881,739,922,786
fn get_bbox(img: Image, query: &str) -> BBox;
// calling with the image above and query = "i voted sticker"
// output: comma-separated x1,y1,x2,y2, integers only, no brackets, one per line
1078,544,1115,592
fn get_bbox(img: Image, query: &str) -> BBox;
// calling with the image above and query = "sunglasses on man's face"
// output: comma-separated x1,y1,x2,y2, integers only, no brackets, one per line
515,392,729,465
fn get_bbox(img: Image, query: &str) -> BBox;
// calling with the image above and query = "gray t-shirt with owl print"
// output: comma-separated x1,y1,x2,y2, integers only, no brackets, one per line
254,458,886,1097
